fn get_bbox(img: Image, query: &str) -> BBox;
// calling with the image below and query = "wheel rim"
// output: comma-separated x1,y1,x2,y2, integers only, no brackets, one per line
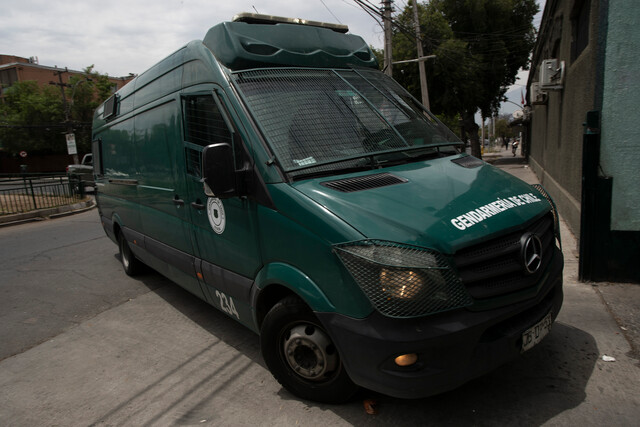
282,323,338,381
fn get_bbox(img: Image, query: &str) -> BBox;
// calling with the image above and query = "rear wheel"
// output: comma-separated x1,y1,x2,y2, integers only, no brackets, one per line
260,296,358,403
118,232,142,276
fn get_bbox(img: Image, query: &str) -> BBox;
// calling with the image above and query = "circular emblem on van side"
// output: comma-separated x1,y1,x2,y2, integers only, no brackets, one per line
207,198,226,234
520,233,542,274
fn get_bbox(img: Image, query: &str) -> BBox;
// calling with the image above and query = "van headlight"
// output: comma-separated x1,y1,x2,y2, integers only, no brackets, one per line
334,240,472,318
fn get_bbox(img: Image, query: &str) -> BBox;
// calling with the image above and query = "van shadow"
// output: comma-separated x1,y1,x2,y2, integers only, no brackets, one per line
330,322,597,425
123,261,264,363
127,266,597,426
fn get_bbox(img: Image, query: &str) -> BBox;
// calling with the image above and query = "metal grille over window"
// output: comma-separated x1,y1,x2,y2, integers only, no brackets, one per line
334,240,473,318
183,95,233,176
233,69,462,178
235,69,405,171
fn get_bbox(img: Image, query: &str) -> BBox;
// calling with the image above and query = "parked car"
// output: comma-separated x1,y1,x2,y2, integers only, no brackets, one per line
66,153,94,188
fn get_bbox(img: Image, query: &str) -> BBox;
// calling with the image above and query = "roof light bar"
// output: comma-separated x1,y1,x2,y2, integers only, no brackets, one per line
232,12,349,34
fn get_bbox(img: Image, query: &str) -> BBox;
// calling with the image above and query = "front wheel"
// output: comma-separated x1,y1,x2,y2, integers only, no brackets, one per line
260,296,358,403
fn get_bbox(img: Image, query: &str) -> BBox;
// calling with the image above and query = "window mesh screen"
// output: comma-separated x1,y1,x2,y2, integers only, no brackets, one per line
234,69,408,172
233,68,461,177
341,70,455,145
183,95,233,176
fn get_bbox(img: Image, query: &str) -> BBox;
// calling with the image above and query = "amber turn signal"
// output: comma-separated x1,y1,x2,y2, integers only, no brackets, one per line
394,353,418,367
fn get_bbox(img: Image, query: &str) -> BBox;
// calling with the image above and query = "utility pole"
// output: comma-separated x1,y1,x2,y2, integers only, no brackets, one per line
412,0,430,110
383,0,393,77
481,116,485,151
50,68,79,164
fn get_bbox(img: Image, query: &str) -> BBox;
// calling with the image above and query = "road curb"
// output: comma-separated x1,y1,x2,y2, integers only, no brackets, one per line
0,198,96,228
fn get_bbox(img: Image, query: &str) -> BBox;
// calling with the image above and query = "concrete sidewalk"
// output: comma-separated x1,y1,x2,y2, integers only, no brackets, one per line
0,197,95,228
488,150,640,363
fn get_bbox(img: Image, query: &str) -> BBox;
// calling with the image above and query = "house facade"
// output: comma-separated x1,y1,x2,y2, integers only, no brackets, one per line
527,0,639,283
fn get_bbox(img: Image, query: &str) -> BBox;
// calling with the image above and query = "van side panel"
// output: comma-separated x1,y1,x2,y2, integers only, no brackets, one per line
96,118,141,234
134,100,189,253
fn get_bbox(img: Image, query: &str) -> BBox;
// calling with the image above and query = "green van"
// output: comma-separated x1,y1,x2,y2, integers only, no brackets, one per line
92,13,563,403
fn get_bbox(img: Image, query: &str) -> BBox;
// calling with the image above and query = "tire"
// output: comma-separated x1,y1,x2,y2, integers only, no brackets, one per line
118,232,142,276
260,296,358,403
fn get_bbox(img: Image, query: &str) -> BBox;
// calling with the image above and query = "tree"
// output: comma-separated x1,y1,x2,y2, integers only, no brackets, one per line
66,66,116,153
0,81,65,154
391,0,538,157
495,113,516,140
0,66,115,156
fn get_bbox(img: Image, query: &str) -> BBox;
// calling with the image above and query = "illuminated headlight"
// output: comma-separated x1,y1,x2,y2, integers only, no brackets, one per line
334,240,472,318
380,269,424,300
379,268,449,302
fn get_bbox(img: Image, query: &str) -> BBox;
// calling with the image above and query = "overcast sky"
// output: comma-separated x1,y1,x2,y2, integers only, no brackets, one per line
1,0,544,117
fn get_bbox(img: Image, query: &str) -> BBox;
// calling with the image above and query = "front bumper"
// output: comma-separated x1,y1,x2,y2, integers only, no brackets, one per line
316,248,564,399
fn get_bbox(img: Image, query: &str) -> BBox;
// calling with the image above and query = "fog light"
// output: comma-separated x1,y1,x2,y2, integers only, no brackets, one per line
394,353,418,367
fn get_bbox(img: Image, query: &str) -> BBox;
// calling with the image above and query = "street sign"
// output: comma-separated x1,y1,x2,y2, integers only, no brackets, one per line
66,133,77,155
19,151,28,158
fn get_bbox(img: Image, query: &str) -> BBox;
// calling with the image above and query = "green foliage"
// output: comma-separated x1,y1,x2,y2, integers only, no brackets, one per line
0,81,65,154
495,114,516,139
0,66,115,156
370,46,384,70
390,0,538,156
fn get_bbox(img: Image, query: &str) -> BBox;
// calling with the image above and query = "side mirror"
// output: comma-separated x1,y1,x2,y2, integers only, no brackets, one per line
202,143,237,198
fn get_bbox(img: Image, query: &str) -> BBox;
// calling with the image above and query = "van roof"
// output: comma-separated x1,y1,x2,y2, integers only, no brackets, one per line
203,14,378,71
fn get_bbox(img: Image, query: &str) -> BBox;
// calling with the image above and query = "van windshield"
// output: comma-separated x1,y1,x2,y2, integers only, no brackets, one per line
233,68,462,178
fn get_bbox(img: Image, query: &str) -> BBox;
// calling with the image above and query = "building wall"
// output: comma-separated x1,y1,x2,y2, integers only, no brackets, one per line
528,0,601,239
529,0,640,282
0,55,30,65
600,0,640,231
0,56,133,93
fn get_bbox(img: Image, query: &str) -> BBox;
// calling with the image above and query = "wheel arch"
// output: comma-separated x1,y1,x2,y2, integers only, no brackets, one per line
251,262,336,331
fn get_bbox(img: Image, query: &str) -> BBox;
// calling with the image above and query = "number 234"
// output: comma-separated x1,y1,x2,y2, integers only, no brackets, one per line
215,290,239,320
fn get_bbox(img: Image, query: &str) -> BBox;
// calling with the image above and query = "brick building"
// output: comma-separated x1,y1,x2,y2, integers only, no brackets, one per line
0,54,134,95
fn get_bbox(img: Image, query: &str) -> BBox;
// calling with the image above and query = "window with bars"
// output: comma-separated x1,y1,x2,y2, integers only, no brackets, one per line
571,0,591,62
233,68,461,177
182,95,233,176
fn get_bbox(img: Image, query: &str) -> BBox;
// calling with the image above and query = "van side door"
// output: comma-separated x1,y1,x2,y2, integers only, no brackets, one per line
133,100,207,300
181,88,262,326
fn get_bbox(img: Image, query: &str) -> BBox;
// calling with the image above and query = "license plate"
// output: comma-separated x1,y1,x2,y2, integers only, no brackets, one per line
521,311,553,352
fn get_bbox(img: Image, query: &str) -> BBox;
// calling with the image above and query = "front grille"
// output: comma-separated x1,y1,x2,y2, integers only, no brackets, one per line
454,214,556,299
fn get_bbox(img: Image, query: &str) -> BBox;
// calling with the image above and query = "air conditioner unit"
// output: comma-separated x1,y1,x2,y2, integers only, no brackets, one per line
540,59,565,90
530,82,548,104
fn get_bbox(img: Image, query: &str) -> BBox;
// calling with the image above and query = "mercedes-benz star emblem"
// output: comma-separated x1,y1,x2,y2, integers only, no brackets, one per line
520,233,542,274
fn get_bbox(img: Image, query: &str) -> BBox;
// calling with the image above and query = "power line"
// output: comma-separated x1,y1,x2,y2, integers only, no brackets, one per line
319,0,343,24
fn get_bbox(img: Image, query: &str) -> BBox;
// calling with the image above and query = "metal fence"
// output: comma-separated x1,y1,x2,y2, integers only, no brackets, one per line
0,173,88,216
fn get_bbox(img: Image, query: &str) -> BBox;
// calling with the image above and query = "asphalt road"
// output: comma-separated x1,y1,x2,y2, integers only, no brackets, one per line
0,210,639,425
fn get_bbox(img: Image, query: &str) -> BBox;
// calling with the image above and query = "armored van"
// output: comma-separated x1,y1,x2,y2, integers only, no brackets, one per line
92,13,563,403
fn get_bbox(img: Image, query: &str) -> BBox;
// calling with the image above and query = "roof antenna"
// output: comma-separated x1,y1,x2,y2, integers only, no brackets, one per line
252,5,259,13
